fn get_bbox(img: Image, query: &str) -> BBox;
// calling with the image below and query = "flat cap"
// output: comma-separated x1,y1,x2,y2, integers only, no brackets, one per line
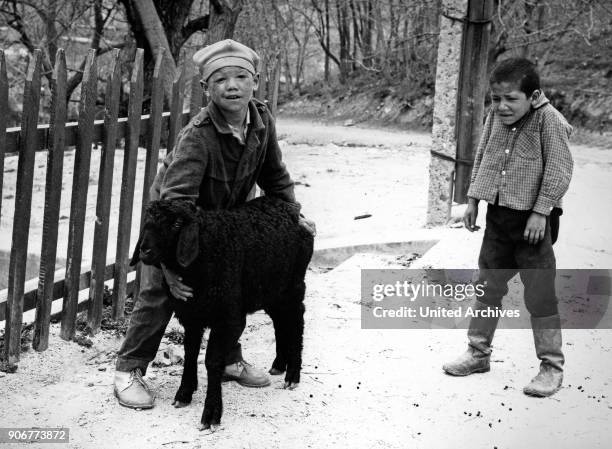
193,39,260,81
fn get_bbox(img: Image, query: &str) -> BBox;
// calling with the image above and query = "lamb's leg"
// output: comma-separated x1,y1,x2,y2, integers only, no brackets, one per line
173,324,204,407
201,327,224,429
283,284,306,389
267,308,288,375
201,320,243,430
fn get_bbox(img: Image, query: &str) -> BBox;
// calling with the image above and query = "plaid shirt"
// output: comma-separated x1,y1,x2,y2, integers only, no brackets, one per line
467,94,573,215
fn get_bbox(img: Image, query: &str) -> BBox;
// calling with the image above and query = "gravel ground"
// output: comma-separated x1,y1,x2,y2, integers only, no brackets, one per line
0,117,611,448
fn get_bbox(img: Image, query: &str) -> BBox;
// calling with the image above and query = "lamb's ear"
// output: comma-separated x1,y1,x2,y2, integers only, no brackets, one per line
176,221,199,268
130,232,143,267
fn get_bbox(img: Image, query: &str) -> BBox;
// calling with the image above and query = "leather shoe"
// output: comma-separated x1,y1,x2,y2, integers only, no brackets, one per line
222,360,271,388
114,368,155,409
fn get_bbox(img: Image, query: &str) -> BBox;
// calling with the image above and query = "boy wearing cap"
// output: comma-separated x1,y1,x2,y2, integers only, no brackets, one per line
114,39,314,409
442,58,573,397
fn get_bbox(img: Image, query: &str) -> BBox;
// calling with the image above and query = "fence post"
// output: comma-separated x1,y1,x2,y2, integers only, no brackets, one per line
454,0,493,203
0,51,7,224
3,50,42,364
61,49,98,341
112,49,144,319
426,0,469,226
189,72,203,118
167,63,185,153
166,64,185,153
87,49,122,333
33,50,67,351
133,47,166,307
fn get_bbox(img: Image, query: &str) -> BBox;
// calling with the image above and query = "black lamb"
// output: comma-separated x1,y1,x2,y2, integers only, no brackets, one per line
130,196,314,429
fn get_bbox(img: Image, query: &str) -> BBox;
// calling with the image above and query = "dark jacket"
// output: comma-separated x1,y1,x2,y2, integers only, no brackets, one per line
151,99,295,209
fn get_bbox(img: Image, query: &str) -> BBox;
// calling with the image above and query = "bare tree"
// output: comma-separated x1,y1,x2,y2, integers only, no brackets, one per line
0,0,123,101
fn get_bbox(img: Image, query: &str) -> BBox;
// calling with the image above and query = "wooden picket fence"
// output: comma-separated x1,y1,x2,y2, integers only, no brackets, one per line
0,47,281,367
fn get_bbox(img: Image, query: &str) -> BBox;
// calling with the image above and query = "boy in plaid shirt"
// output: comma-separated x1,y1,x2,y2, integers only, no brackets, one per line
443,58,573,397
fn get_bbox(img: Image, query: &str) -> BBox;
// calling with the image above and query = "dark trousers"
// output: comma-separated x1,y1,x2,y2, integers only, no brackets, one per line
477,204,559,318
115,263,244,374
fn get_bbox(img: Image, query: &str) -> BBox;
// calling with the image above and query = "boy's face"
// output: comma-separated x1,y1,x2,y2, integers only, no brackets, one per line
490,81,538,126
203,66,259,115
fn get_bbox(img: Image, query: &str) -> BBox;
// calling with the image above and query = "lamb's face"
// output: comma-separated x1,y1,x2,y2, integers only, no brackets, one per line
137,221,169,266
131,199,199,269
132,210,180,267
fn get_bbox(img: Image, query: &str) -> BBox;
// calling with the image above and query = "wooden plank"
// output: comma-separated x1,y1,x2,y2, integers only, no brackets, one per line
33,50,67,351
87,49,122,334
167,64,185,152
133,48,166,302
189,73,203,118
142,48,165,215
454,0,493,203
0,51,8,224
112,49,144,319
61,49,97,341
3,113,191,156
0,262,136,322
3,50,42,364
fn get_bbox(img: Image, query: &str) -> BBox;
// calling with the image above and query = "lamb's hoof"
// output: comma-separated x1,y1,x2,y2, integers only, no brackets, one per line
283,381,299,390
269,367,285,375
199,423,221,433
172,400,190,408
201,402,222,429
173,390,193,407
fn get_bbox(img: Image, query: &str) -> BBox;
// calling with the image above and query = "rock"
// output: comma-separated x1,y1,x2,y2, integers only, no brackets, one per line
344,119,355,127
73,335,93,348
153,343,185,367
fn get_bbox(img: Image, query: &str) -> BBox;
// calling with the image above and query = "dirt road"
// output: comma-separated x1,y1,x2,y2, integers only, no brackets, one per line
1,118,611,448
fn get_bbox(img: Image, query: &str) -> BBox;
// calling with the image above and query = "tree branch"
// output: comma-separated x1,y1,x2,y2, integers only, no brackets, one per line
181,14,209,42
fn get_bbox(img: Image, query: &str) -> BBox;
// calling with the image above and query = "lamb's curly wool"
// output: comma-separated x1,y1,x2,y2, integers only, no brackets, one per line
132,196,313,429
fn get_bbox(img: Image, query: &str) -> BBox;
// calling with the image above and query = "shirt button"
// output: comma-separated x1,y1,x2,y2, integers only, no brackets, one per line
512,127,517,132
501,170,506,175
504,149,509,154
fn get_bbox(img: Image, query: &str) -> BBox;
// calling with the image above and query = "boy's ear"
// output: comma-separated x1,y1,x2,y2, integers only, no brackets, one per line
530,89,542,105
253,72,260,91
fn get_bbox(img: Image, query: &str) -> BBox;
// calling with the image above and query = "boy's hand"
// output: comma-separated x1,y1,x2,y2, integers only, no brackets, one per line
299,215,317,237
524,212,547,245
463,199,480,232
161,263,193,301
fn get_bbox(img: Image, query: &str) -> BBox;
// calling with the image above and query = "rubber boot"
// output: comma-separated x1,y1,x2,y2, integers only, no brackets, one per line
443,300,500,376
523,314,564,397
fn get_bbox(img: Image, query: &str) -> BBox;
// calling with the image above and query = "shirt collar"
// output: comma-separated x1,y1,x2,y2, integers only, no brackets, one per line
207,100,264,143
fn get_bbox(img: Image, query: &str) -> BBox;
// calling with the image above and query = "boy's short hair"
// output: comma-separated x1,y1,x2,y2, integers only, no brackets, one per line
489,58,540,96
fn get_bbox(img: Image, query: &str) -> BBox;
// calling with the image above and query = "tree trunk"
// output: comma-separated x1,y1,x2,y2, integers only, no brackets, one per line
127,0,177,99
206,0,244,44
362,0,373,66
324,0,330,80
119,0,218,102
336,0,351,82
